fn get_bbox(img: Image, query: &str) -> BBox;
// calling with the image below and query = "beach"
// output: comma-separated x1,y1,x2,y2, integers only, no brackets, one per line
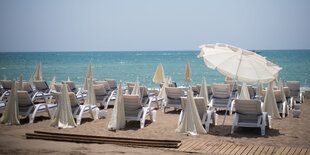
0,98,309,154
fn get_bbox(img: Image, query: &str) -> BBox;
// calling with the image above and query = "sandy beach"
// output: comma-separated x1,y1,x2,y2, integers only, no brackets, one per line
0,98,309,155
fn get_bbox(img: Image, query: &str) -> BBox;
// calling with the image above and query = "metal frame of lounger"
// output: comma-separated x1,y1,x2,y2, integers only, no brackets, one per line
123,94,156,129
17,91,57,123
178,97,217,133
231,99,271,136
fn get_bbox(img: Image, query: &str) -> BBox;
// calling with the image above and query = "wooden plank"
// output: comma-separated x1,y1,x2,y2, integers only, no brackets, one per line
231,145,243,155
299,148,308,155
219,143,233,155
213,143,228,154
224,143,238,154
177,140,195,151
235,145,248,155
294,148,302,155
241,145,254,155
184,141,200,152
254,145,264,155
191,141,208,153
281,147,292,155
266,146,275,155
178,140,196,152
208,143,224,153
260,146,270,155
275,147,286,155
287,147,297,155
201,142,216,154
248,145,259,155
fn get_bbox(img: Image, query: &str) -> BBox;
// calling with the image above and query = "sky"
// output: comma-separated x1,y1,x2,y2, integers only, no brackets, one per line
0,0,309,52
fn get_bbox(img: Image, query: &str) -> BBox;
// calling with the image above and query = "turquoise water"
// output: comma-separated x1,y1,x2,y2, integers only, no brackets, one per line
0,50,310,89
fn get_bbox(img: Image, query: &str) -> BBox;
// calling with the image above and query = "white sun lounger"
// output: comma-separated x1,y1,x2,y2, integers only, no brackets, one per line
287,81,304,104
231,99,271,136
17,91,57,123
123,94,156,128
33,80,53,103
93,84,109,109
163,87,184,113
209,84,233,115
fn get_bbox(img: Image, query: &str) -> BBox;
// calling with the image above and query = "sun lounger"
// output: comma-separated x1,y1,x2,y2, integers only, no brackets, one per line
0,80,12,101
127,86,151,106
22,82,35,97
192,85,201,96
105,79,117,90
17,91,57,123
287,81,304,104
209,84,233,115
283,87,293,109
93,84,109,109
163,87,184,113
274,90,289,118
231,99,271,136
33,80,53,103
123,94,156,128
238,85,255,99
178,97,217,132
224,80,238,98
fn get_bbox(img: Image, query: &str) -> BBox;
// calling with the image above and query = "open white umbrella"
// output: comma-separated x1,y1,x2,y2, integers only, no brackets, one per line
239,82,250,100
0,81,20,125
185,60,192,82
34,62,43,81
198,43,282,84
51,84,77,128
263,82,281,119
175,87,206,135
153,63,165,84
199,77,209,106
108,81,125,130
84,61,93,90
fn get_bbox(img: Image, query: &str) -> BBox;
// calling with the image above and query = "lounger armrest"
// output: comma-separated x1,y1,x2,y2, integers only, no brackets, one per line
0,90,7,101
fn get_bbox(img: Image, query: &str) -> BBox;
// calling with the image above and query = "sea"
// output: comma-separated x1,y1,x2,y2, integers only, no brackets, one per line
0,50,310,90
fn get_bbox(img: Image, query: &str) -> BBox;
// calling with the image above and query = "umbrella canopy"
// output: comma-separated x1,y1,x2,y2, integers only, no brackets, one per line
256,82,264,97
239,82,250,100
84,61,93,90
51,84,77,128
34,62,43,81
175,87,206,135
84,76,96,119
278,79,286,102
198,43,282,84
263,82,281,119
3,75,7,80
67,77,71,82
17,76,24,91
49,76,56,90
153,63,165,83
199,77,209,106
185,60,192,82
0,81,20,125
108,81,125,130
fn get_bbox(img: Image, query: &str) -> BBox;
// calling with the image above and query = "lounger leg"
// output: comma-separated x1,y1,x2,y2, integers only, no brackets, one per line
29,114,35,123
205,111,212,132
261,114,266,136
231,114,238,134
140,110,147,128
151,110,156,122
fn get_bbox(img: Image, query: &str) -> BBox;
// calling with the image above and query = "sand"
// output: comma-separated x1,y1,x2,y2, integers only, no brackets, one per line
0,99,309,154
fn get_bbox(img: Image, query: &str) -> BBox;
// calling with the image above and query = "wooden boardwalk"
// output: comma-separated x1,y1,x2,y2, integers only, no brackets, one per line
159,140,310,155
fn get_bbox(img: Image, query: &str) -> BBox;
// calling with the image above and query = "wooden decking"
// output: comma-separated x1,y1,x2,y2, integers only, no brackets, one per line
159,140,310,155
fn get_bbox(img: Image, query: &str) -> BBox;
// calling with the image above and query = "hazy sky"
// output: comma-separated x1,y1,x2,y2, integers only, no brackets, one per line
0,0,309,52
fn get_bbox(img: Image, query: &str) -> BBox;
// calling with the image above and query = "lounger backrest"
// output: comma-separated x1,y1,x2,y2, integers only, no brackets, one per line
273,90,283,103
22,82,34,94
237,85,254,98
287,81,300,97
105,79,117,89
224,81,237,92
235,99,261,123
93,84,108,101
17,91,34,113
53,92,79,111
165,87,184,105
127,82,136,87
212,84,231,98
123,95,142,117
194,97,206,120
283,87,290,98
160,82,176,88
33,80,49,93
1,80,12,90
207,85,212,96
95,81,111,91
